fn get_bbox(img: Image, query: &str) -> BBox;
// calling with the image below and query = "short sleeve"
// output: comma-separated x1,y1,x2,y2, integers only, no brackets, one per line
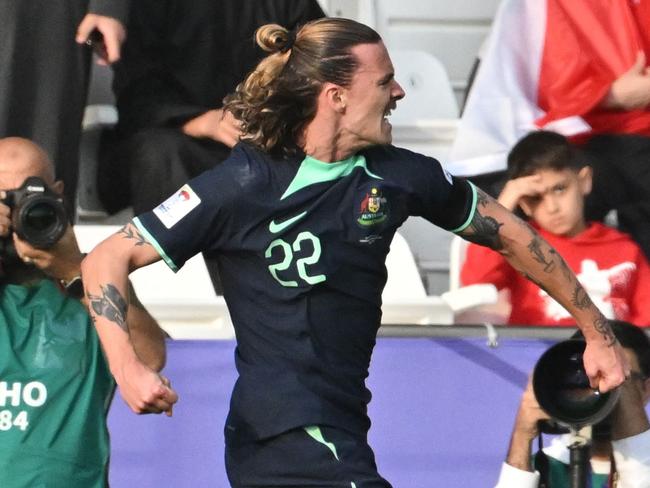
383,146,476,231
133,146,251,271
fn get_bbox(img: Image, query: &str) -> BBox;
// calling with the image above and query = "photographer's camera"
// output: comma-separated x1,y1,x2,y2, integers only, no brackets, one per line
0,176,68,259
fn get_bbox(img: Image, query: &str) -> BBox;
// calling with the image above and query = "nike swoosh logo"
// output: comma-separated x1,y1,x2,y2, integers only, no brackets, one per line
269,211,307,234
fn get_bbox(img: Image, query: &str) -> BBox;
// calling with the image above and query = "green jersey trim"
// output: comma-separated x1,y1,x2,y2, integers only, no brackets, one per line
304,425,340,461
450,181,478,233
133,217,179,272
281,154,382,200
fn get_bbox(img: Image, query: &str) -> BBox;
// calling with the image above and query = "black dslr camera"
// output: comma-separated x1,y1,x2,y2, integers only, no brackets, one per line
1,176,68,253
533,339,620,434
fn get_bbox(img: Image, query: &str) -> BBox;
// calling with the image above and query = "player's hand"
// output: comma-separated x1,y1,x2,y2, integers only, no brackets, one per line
497,174,544,212
182,108,242,147
76,14,127,65
12,224,84,282
583,336,629,393
603,51,650,111
115,355,178,416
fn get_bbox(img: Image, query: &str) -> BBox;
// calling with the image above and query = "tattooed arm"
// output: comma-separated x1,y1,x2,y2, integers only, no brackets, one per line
81,222,178,415
458,188,629,392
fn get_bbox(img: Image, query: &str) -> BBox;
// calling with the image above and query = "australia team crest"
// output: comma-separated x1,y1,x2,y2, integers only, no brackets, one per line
356,186,389,227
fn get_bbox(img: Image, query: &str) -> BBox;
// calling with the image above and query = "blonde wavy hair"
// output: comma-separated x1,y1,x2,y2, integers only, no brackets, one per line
224,18,381,156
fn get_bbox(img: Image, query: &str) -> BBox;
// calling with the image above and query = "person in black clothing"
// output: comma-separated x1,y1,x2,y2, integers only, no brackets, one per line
99,0,325,216
82,18,628,487
0,0,128,218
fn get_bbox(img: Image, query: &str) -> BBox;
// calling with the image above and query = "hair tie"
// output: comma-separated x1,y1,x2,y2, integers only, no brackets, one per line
280,30,296,53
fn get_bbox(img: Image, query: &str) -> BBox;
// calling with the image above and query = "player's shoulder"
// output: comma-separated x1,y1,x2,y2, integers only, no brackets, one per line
362,144,445,170
362,144,453,184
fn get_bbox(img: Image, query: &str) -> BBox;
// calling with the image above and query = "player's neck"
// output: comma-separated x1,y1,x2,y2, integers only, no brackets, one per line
301,117,358,163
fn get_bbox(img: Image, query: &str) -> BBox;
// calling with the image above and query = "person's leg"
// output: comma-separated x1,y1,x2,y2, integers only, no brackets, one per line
225,426,392,488
97,127,191,214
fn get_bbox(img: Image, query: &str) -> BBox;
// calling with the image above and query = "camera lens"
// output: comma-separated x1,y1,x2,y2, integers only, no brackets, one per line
23,201,58,231
533,339,620,428
13,195,67,249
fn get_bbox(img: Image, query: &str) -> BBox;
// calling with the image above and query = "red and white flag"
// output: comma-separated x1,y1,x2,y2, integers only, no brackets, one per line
449,0,650,176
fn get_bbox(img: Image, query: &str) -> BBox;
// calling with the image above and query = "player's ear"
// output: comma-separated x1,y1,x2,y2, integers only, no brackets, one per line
321,82,347,113
578,166,592,196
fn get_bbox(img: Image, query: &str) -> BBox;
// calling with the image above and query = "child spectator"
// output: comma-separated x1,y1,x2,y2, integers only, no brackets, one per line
461,131,650,326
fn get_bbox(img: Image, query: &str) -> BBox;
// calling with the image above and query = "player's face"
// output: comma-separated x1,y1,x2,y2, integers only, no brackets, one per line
339,42,405,149
518,167,591,237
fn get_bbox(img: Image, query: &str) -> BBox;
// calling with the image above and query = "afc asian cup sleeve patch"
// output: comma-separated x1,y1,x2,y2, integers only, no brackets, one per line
153,184,202,229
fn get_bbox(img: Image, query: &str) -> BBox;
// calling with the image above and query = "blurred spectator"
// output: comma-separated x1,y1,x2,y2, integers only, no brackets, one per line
450,0,650,260
0,0,129,217
495,320,650,487
461,131,650,327
98,0,325,216
0,137,166,487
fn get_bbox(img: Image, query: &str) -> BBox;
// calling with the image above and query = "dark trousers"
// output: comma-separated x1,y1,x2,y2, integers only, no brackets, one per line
98,127,232,293
98,127,232,215
225,426,392,488
582,134,650,261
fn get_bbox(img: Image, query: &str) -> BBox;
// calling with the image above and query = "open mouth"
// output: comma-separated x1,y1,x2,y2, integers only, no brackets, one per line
383,107,393,123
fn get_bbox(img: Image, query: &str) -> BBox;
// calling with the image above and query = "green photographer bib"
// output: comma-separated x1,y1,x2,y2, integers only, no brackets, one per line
0,280,115,488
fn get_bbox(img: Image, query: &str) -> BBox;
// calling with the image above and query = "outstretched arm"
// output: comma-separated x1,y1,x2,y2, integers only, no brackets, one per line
81,223,178,415
458,188,629,392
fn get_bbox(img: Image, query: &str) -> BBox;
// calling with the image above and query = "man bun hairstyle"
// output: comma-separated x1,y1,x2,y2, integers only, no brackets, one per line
225,18,382,156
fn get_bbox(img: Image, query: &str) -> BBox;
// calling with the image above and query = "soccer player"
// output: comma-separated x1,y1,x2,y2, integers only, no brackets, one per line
81,18,628,487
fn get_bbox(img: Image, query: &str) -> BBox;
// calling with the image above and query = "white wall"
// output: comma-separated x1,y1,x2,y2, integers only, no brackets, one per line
319,0,500,107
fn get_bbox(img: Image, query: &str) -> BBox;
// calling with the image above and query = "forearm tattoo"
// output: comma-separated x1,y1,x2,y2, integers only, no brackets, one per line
571,285,591,310
119,223,150,247
594,316,617,346
462,190,504,250
527,235,556,273
88,284,129,332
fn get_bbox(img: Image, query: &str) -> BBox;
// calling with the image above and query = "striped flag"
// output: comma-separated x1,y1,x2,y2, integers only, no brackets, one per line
448,0,650,177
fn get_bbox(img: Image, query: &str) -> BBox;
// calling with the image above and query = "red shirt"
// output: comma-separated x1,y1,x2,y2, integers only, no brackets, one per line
537,0,650,137
461,222,650,326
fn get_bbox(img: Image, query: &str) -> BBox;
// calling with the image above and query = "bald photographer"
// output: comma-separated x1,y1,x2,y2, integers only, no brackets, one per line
0,137,167,488
495,321,650,488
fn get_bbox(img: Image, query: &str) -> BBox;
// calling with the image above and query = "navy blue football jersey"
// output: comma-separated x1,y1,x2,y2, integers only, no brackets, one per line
135,142,477,441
